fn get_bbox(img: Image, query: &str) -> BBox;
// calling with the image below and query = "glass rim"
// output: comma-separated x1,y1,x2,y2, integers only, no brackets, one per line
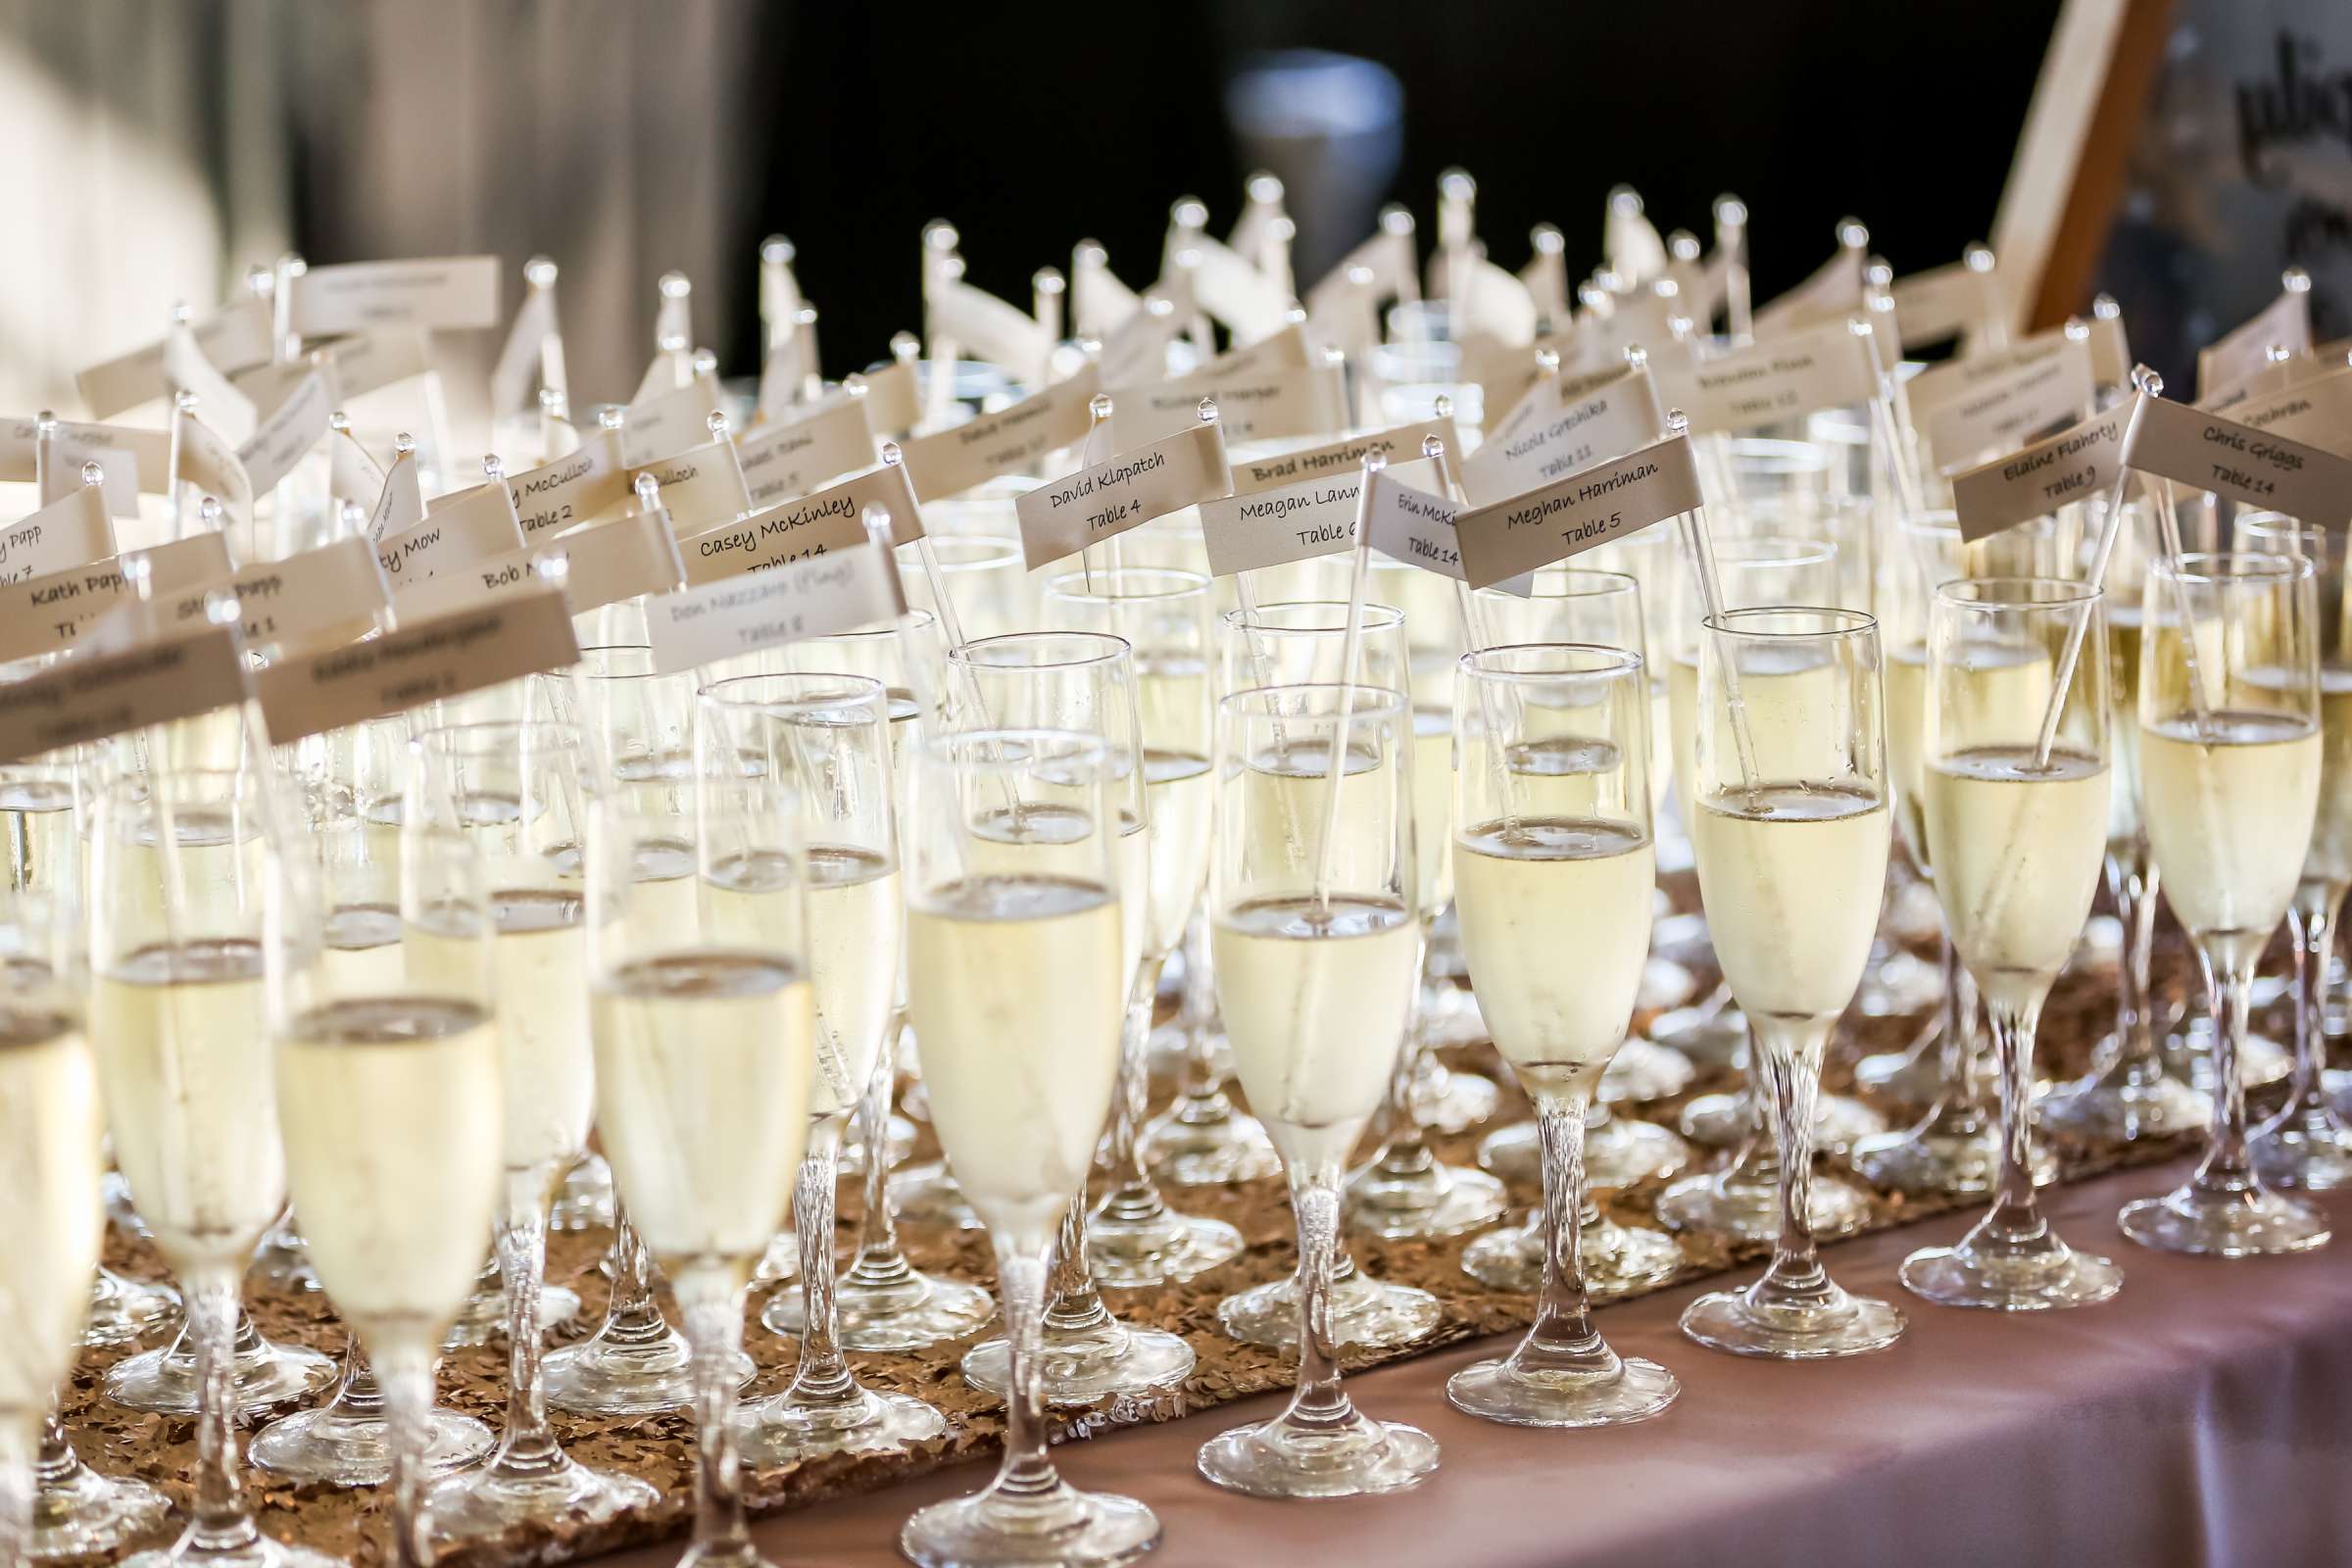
699,669,888,719
917,724,1111,773
1042,564,1211,603
1459,641,1644,684
801,604,937,642
1701,605,1878,641
1725,435,1835,474
415,718,582,756
1707,534,1838,569
951,628,1134,671
1506,565,1638,601
2237,513,2334,549
574,643,669,680
1219,599,1405,636
2150,550,2316,585
1216,680,1409,724
1933,575,2101,609
905,531,1021,564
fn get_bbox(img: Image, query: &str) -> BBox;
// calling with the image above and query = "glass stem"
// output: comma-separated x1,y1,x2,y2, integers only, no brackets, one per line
490,1189,560,1475
186,1270,259,1553
1369,934,1437,1180
788,1121,856,1407
35,1406,77,1488
599,1210,671,1348
377,1347,435,1568
1279,1160,1355,1431
330,1340,383,1418
1744,1020,1838,1315
2284,884,2347,1120
2104,843,2160,1070
1173,913,1233,1120
1981,995,2051,1241
1042,1189,1109,1335
846,1018,917,1292
1097,961,1170,1224
2192,947,2264,1198
987,1248,1062,1504
680,1282,756,1567
1517,1093,1616,1377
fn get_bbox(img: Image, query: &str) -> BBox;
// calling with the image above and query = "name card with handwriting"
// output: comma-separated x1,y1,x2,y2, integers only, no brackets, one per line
2127,394,2352,525
0,532,234,663
1,487,114,585
369,452,426,543
1461,364,1664,505
1653,318,1876,434
677,463,924,586
2198,287,2311,401
1014,421,1231,569
236,371,333,494
391,507,684,623
644,541,907,674
87,535,389,656
897,366,1102,502
288,257,502,336
1918,337,2094,470
2226,365,2352,456
619,375,727,467
1197,457,1442,578
0,417,149,518
1951,406,2131,543
379,485,523,588
0,627,250,765
258,591,580,743
1454,434,1705,590
1887,262,1978,349
504,439,629,539
738,396,877,507
1226,419,1459,496
628,441,751,531
75,299,275,417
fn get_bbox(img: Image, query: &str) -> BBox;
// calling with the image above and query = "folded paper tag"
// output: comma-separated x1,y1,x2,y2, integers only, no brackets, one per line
1919,336,2095,469
1362,468,1475,583
1014,420,1231,570
504,438,629,540
0,626,250,765
368,452,426,542
0,532,236,664
1480,344,1582,449
175,415,256,526
491,288,558,420
755,330,812,422
330,428,386,508
1,418,156,519
1429,252,1539,348
1196,455,1446,578
676,462,924,586
855,359,921,437
1099,299,1186,385
1461,363,1664,505
393,506,683,623
75,299,275,418
2197,286,2312,401
738,396,876,508
2127,393,2352,525
644,539,907,674
288,257,503,337
379,485,524,589
1108,363,1337,450
927,276,1054,385
1,487,115,585
629,440,751,532
236,370,333,494
316,331,433,400
1226,419,1460,496
258,590,579,744
1751,247,1864,338
1182,233,1291,342
164,328,257,448
1887,262,1979,349
87,534,389,656
897,365,1102,502
2088,312,2132,389
1951,405,2132,543
1653,318,1876,434
1454,434,1705,590
2226,364,2352,456
619,374,727,467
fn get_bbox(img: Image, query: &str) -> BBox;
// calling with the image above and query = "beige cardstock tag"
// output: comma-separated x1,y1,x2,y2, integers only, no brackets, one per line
1013,421,1231,569
505,438,630,540
1461,363,1664,505
257,590,580,744
287,256,502,336
0,626,250,765
1,487,115,585
1652,318,1876,434
1951,405,2132,544
2127,393,2352,525
378,484,524,589
0,532,234,663
643,541,908,674
676,463,925,586
85,534,390,657
896,365,1101,502
1454,434,1704,589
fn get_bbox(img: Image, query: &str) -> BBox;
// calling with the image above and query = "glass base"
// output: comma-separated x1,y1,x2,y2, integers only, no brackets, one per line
105,1332,336,1417
1681,1090,1884,1154
443,1279,581,1348
1086,1203,1247,1286
2039,1053,2209,1143
751,1230,801,1288
2119,1183,2332,1256
544,1332,755,1417
1460,1210,1683,1296
2250,1106,2352,1192
1140,1092,1283,1186
1446,1350,1678,1427
248,1225,318,1295
1646,1001,1746,1067
899,1485,1159,1568
736,1385,948,1464
1847,1110,2056,1198
1215,1267,1441,1353
1480,1115,1691,1189
32,1449,172,1560
122,1536,345,1568
249,1402,493,1486
1855,946,1944,1018
1654,1167,1872,1244
425,1449,661,1544
888,1161,982,1231
1599,1037,1697,1102
1344,1158,1507,1240
84,1268,179,1349
759,1267,996,1351
959,1318,1195,1407
842,1111,918,1176
1197,1411,1439,1499
1680,1284,1905,1359
1408,1060,1497,1135
547,1152,616,1232
1899,1234,2123,1311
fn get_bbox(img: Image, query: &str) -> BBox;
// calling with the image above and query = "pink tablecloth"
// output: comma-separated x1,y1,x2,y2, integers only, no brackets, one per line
603,1160,2352,1567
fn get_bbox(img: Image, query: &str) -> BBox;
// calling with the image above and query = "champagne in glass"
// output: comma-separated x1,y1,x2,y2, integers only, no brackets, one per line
1199,684,1441,1496
1679,609,1906,1359
1446,646,1680,1426
1900,578,2123,1308
2122,553,2332,1255
898,729,1159,1568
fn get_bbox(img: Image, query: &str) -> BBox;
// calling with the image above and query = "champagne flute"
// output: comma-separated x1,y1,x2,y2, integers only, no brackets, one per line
2240,517,2352,1190
90,765,341,1568
252,714,497,1484
542,647,751,1417
2122,553,2333,1254
1204,602,1443,1353
759,613,997,1350
946,632,1196,1405
418,721,660,1539
706,674,948,1462
1200,682,1440,1495
1446,645,1680,1426
1041,567,1246,1284
0,882,106,1564
1899,577,2123,1308
588,705,818,1568
270,811,505,1567
898,728,1159,1568
1678,608,1906,1359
